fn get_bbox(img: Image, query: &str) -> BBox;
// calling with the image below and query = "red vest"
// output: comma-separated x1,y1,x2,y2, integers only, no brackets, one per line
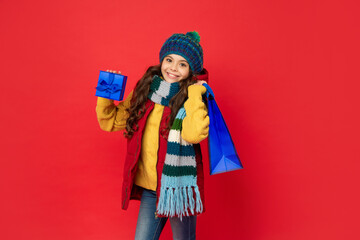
121,100,206,216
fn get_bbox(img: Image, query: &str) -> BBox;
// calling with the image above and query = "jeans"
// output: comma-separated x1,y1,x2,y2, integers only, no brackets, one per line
134,188,197,240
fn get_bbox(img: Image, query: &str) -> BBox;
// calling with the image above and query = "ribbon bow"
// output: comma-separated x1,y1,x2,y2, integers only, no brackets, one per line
95,79,121,93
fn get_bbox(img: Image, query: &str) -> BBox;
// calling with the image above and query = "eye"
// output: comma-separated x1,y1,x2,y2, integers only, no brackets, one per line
166,58,172,62
180,63,188,67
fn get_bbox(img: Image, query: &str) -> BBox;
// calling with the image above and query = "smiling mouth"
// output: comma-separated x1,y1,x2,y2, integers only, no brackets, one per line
167,72,179,78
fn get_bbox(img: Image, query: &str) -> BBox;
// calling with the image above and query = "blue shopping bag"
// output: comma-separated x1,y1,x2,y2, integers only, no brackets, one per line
203,83,243,175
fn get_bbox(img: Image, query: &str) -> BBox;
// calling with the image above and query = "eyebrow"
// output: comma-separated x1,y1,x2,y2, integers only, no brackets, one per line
166,55,189,63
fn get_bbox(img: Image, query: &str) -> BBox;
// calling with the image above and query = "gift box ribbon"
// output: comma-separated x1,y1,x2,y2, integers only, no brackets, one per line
96,79,121,93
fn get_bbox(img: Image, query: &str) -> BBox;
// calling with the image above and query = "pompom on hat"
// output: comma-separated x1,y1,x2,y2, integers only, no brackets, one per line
159,31,203,74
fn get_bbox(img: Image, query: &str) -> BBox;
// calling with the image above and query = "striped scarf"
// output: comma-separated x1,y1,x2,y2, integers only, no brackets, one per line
148,75,203,220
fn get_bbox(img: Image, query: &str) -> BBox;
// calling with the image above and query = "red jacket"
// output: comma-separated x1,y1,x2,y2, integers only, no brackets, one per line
121,70,209,216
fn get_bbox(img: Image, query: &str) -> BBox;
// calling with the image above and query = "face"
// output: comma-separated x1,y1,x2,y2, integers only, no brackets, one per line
161,54,190,83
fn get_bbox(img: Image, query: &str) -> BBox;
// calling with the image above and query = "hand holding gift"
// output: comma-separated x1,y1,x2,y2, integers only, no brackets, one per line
95,69,127,101
106,69,122,74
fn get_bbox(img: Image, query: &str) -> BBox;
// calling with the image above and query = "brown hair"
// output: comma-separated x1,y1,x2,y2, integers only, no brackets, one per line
123,64,196,139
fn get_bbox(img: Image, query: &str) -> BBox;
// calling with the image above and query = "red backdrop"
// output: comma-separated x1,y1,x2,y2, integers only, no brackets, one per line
1,0,359,239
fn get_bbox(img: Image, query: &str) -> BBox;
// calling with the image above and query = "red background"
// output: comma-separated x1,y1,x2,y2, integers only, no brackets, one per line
1,0,359,239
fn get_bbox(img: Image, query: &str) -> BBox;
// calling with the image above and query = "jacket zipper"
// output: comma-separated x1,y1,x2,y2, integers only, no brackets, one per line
123,135,140,209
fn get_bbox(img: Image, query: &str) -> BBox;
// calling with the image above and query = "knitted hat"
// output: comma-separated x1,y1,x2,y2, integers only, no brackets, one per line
159,31,203,73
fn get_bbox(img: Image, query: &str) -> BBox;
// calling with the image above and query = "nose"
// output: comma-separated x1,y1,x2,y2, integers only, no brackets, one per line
170,62,177,71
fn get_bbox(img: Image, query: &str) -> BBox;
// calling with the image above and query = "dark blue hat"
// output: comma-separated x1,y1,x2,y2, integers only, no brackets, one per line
159,31,203,73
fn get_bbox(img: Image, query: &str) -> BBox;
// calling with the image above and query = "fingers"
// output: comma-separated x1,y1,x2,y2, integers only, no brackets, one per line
106,69,122,74
194,80,206,85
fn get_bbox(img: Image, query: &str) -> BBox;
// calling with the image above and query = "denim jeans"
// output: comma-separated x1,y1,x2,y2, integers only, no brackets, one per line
134,188,197,240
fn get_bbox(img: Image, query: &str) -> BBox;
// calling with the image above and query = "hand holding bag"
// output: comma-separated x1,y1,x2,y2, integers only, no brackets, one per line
203,83,243,175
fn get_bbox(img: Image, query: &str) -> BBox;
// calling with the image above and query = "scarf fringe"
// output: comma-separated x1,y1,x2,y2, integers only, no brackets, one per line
157,186,203,221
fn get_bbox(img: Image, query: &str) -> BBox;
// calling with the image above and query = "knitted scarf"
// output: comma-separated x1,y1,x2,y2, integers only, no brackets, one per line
148,75,203,220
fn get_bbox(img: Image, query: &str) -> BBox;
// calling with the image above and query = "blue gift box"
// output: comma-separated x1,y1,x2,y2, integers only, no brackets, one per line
95,71,127,101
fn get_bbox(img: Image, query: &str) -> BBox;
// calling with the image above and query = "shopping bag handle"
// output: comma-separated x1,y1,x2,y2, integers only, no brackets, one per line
202,83,215,100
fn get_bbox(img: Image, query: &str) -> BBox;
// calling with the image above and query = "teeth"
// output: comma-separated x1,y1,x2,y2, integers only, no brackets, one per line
168,73,178,77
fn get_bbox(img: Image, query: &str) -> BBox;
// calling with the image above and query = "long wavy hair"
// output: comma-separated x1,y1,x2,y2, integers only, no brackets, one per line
124,64,197,139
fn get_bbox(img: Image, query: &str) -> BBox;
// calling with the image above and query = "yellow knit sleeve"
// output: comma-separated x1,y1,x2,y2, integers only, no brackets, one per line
181,85,210,144
95,90,133,132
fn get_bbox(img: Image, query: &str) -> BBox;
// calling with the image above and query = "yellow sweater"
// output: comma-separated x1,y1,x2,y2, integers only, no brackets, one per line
96,85,209,191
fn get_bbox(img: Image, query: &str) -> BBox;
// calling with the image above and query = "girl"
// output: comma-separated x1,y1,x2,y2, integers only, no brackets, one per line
96,31,209,240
